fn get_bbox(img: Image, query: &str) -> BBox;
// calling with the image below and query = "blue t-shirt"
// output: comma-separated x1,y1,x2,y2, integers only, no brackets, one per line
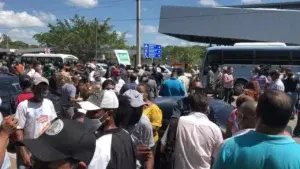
213,130,300,169
159,78,185,96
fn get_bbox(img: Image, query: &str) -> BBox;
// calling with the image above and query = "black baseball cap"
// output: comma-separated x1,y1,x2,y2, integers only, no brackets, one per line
17,119,96,165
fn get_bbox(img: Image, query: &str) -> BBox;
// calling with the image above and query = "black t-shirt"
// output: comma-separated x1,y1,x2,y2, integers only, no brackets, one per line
283,78,298,93
88,128,136,169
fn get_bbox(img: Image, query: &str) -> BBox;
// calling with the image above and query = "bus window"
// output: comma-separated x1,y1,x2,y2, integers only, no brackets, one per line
223,50,253,64
255,50,290,65
292,50,300,65
204,50,222,75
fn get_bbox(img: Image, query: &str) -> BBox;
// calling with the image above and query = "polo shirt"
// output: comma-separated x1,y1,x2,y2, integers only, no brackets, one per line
213,130,300,169
88,128,136,169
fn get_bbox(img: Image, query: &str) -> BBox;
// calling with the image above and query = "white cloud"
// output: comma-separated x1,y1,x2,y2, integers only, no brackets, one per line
241,0,262,4
117,31,133,39
33,11,56,23
0,2,5,10
0,10,45,28
116,31,122,37
125,33,133,38
7,29,37,43
142,25,158,33
67,0,98,8
199,0,220,6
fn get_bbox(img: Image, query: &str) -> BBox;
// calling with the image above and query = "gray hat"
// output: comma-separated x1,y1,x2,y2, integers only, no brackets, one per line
122,90,146,108
33,77,49,85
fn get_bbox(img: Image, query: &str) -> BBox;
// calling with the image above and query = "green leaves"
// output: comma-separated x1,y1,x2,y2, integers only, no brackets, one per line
33,15,128,63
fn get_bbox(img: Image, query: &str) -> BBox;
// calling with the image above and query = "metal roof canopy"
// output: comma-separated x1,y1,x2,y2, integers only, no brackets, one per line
159,6,300,45
231,1,300,10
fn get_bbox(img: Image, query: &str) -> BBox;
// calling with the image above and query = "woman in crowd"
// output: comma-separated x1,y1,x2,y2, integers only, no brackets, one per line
243,80,261,101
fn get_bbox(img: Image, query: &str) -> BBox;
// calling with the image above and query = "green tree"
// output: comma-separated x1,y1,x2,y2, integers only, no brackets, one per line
34,15,128,63
156,45,206,66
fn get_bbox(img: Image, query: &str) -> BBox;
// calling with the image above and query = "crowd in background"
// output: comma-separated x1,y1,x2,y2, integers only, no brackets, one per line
0,59,299,169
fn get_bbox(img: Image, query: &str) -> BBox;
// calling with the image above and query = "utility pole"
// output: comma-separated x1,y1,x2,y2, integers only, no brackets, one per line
95,18,98,60
136,0,141,66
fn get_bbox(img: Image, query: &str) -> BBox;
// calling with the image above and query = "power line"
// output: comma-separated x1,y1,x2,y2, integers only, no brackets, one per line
39,0,154,15
0,10,280,30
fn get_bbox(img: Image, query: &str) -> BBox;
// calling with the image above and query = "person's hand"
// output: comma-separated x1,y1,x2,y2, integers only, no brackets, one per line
136,145,152,160
1,115,18,136
20,148,32,167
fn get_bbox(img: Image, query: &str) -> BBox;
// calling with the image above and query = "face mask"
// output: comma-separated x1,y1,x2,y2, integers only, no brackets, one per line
90,111,108,131
234,117,242,130
34,90,49,100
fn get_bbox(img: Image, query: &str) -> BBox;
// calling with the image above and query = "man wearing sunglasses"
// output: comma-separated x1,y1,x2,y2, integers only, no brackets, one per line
17,119,96,169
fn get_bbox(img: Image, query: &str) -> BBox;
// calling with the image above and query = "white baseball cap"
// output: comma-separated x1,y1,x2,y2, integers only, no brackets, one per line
77,90,119,112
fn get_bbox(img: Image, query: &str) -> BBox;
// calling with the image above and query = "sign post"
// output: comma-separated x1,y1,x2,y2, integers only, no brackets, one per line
143,44,162,60
114,50,131,65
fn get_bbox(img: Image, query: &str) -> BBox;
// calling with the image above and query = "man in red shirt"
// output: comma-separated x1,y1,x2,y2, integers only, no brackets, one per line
16,75,34,106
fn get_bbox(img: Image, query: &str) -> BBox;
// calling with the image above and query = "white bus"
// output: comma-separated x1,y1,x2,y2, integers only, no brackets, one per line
201,44,300,95
21,53,79,65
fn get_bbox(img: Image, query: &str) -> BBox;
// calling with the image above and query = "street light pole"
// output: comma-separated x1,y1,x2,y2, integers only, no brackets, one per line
95,18,98,60
136,0,141,66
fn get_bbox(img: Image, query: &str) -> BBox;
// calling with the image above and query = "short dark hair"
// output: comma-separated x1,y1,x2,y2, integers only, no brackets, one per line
102,79,115,89
31,59,39,67
130,73,137,82
19,74,32,90
187,92,208,112
257,90,292,128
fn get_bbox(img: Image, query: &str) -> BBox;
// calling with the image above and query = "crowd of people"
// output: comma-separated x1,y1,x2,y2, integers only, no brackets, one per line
0,59,300,169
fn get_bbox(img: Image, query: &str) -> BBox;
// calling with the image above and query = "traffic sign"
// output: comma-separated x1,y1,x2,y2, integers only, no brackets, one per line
144,44,162,58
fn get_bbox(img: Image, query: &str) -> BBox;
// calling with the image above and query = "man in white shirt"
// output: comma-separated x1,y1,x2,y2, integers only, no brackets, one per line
111,68,125,95
15,77,57,169
161,92,223,169
26,60,40,78
177,68,190,94
88,64,96,83
269,70,285,92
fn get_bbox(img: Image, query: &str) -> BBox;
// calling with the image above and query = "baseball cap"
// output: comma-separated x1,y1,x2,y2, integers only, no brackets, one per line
77,90,119,111
33,76,49,85
122,89,146,108
112,68,121,76
17,119,96,165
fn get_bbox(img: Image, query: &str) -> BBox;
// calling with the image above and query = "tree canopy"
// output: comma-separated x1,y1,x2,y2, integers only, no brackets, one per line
34,15,128,63
0,34,38,49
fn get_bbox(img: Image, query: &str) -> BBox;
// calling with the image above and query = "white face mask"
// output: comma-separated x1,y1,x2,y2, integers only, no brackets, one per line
234,117,242,130
90,111,108,131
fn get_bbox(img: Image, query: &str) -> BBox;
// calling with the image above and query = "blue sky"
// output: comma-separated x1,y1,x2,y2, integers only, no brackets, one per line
0,0,297,46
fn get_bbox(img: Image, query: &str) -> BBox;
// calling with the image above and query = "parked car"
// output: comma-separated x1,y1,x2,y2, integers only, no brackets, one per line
153,96,234,134
0,74,21,117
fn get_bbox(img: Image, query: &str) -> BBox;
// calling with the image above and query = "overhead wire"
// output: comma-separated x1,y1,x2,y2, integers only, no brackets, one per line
0,7,280,30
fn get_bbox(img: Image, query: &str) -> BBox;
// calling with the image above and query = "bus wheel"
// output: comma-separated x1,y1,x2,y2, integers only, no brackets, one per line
234,80,247,96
